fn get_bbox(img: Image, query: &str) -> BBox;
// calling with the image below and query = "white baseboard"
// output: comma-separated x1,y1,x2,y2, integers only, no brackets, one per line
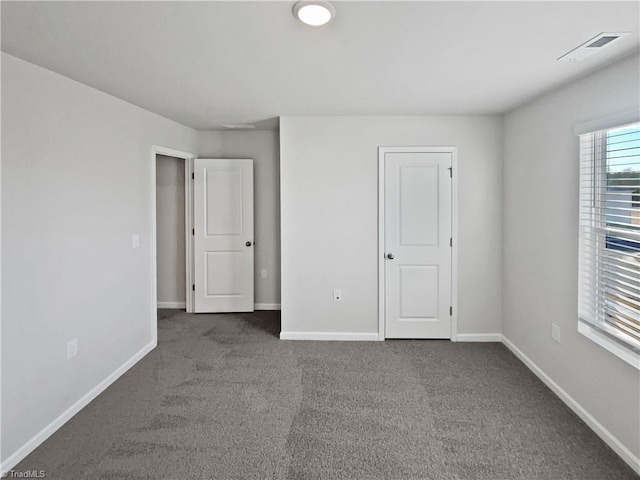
157,302,278,311
280,331,379,341
456,333,502,342
254,303,281,311
157,302,186,309
502,335,640,474
0,341,156,475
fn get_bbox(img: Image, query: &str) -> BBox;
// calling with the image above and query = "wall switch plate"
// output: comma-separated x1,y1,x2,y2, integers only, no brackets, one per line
261,269,268,279
132,233,140,249
333,289,342,302
67,338,78,359
552,323,561,343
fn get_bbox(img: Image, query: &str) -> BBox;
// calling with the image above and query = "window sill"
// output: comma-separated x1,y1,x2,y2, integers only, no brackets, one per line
578,322,640,370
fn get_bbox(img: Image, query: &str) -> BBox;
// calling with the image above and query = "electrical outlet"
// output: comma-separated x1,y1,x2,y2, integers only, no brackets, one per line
67,338,78,359
552,323,561,343
261,269,268,279
131,233,140,249
333,289,342,302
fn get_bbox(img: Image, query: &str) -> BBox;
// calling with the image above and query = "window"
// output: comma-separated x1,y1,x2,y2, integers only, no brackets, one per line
578,120,640,367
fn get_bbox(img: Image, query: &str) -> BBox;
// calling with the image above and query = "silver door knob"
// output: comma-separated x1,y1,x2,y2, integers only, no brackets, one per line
246,241,253,247
386,253,394,259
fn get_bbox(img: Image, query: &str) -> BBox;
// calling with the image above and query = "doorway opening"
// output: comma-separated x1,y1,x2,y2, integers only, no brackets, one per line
150,146,195,345
156,154,189,309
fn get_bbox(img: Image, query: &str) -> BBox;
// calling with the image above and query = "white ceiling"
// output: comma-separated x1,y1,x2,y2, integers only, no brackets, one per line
2,1,639,130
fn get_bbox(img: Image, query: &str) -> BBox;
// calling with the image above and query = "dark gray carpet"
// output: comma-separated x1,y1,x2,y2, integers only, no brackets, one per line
14,310,638,479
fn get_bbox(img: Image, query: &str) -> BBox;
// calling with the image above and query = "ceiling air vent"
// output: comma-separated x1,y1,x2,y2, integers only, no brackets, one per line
558,32,630,62
222,124,257,130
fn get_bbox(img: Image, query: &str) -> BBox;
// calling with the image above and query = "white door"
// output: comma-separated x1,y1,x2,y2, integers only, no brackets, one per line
193,159,254,313
383,149,452,338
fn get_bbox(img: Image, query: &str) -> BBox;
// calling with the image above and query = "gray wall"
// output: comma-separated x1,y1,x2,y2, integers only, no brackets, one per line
156,155,186,306
279,116,503,336
502,54,640,459
1,53,198,463
198,130,281,306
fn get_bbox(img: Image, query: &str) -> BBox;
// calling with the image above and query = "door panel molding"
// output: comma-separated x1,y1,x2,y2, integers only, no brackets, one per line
378,146,458,341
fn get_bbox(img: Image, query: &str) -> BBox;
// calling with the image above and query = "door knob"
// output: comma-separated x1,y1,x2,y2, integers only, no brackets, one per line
246,241,253,247
386,253,394,259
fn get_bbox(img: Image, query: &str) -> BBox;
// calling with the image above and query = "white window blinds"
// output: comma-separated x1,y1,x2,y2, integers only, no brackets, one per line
578,122,640,351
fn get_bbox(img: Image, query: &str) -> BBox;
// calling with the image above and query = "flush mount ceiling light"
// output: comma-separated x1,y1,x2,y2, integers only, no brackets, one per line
293,1,335,27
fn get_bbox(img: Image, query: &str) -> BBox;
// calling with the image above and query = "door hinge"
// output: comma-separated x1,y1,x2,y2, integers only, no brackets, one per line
448,167,452,178
192,172,195,180
450,237,453,247
192,228,195,236
192,284,195,292
449,306,453,316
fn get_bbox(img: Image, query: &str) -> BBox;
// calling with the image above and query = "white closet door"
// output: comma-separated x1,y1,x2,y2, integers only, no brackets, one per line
384,151,452,338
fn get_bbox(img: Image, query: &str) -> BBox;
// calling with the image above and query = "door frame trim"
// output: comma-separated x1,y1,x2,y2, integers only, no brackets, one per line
150,145,196,345
377,146,459,341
